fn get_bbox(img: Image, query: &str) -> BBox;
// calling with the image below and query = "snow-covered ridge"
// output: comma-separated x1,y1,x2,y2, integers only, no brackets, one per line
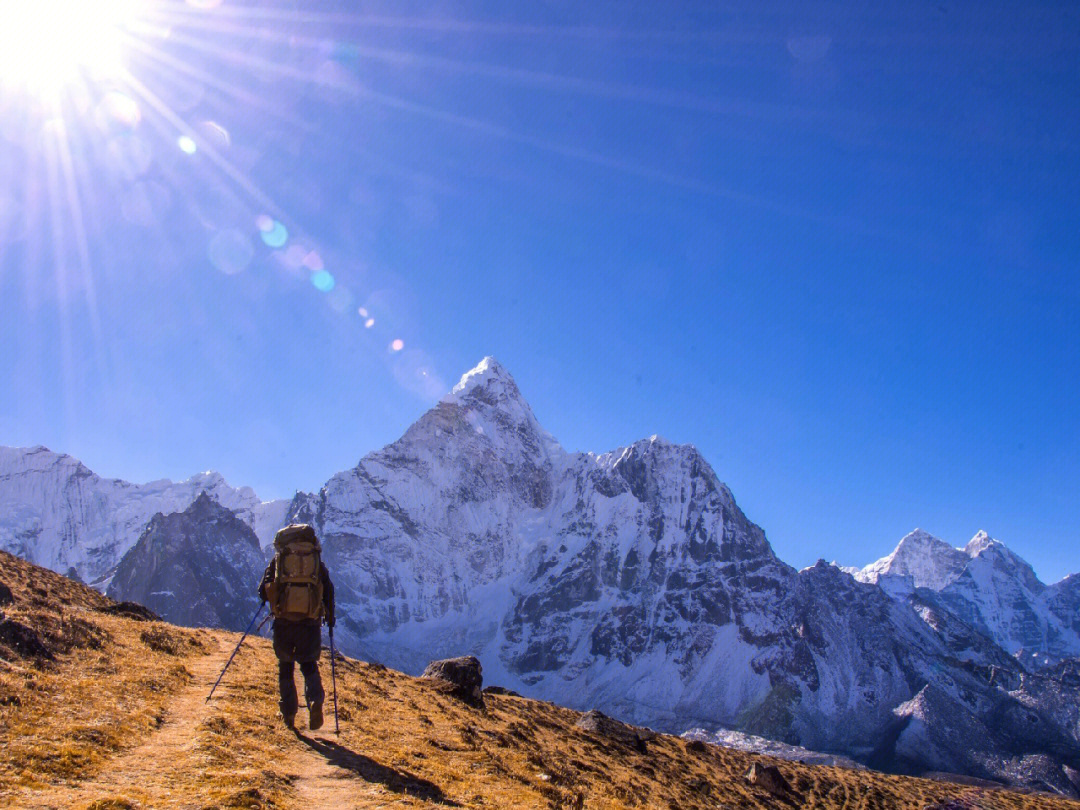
0,444,288,582
851,528,1080,659
854,529,969,590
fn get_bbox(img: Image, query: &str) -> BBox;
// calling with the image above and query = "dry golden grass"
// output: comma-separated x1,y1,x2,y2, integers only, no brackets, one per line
2,549,1079,810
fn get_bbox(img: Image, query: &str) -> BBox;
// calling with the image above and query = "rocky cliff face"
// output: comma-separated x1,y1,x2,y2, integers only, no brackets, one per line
3,358,1079,795
106,492,265,631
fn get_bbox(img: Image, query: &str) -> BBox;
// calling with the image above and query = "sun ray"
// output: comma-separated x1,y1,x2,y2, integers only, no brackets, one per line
120,21,811,208
121,71,289,223
143,27,360,93
120,34,309,127
134,10,821,127
49,100,108,375
40,107,79,441
140,6,761,44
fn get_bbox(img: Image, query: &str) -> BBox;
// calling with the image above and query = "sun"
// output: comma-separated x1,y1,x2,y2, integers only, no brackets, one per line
0,0,141,95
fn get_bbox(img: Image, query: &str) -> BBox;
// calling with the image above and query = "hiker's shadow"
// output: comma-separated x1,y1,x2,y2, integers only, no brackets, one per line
296,733,460,806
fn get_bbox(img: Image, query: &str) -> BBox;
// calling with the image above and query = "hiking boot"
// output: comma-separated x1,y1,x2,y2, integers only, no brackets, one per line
309,699,324,731
281,711,296,729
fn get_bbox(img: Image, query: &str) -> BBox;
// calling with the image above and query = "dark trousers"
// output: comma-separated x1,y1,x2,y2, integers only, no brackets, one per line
272,619,324,716
278,660,324,716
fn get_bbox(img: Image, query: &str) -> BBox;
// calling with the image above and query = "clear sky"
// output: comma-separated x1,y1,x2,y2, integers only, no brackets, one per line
1,1,1077,581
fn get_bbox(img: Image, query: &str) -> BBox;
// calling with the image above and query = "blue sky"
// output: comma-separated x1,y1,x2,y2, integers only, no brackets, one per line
1,0,1077,580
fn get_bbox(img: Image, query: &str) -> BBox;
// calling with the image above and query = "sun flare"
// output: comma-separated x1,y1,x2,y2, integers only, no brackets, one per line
0,0,141,94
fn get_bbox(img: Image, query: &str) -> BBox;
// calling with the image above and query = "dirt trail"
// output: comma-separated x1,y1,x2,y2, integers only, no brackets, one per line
14,642,412,810
15,644,230,809
283,713,464,809
285,729,395,809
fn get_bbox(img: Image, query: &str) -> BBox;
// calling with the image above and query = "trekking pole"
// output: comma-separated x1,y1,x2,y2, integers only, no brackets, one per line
329,626,340,734
206,600,265,702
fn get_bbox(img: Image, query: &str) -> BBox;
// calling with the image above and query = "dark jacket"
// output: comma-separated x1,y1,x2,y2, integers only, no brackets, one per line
259,558,335,627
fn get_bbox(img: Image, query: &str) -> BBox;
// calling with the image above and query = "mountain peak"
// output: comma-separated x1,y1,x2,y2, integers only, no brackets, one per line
964,530,998,558
961,530,1044,592
896,528,953,552
856,528,967,590
450,356,515,398
381,357,563,463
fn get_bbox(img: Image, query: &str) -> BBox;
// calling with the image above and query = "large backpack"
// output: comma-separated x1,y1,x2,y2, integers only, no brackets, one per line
267,524,324,621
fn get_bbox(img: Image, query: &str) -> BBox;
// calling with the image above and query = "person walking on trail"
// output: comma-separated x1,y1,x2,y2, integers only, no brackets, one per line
259,523,335,730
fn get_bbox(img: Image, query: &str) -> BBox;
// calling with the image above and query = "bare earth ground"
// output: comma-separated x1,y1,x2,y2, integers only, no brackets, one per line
3,550,1080,810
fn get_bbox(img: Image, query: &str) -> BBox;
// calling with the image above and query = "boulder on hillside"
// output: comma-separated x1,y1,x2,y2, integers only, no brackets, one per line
0,615,52,660
0,582,13,606
483,685,521,697
743,762,791,796
422,655,484,707
575,710,656,753
98,601,161,622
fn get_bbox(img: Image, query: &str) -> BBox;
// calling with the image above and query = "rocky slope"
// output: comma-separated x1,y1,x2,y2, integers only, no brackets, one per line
2,357,1079,795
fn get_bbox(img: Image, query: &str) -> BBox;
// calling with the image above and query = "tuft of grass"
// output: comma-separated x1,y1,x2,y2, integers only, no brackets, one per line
81,799,137,810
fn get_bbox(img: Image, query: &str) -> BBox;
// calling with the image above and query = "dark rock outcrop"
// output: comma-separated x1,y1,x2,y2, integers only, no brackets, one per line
98,601,161,622
575,710,656,753
107,492,265,632
0,615,52,659
483,685,521,697
743,762,791,796
422,655,484,707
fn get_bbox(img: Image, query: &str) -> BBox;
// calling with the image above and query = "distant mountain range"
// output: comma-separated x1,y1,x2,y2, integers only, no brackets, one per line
2,357,1078,796
847,527,1080,665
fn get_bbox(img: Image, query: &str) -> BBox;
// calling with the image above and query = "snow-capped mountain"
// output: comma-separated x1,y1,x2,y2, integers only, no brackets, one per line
854,529,1080,659
852,529,969,591
0,445,288,584
3,357,1079,795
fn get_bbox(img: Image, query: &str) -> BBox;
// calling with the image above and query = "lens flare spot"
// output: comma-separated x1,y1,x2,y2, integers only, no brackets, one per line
311,270,335,292
282,244,308,269
99,91,141,128
177,135,197,155
787,35,832,63
358,307,368,318
303,251,324,271
208,229,254,275
327,285,354,313
364,318,375,328
199,120,230,149
390,339,404,352
258,219,288,248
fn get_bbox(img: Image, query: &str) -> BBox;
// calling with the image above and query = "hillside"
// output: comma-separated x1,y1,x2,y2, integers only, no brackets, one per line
1,551,1077,809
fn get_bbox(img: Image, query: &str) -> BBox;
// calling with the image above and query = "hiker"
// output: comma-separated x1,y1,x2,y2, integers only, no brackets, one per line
259,523,335,730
